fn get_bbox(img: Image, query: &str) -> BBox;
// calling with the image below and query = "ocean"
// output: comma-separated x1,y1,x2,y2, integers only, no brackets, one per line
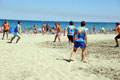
0,19,116,32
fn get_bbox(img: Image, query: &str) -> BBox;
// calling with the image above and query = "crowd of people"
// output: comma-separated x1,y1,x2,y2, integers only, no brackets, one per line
0,20,118,35
87,26,116,34
0,20,120,62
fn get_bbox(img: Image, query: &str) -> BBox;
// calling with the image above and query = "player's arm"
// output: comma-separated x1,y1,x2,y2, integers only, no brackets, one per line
113,25,119,31
54,27,57,30
17,26,21,35
8,23,10,27
73,29,76,43
85,30,88,47
17,26,20,34
64,26,68,36
20,26,21,35
1,23,4,30
54,25,58,30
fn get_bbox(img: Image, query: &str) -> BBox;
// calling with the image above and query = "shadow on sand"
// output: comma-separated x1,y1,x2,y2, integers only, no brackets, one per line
63,59,73,62
7,42,12,44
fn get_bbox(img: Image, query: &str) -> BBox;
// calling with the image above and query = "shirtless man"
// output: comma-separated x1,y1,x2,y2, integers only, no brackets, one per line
2,20,10,40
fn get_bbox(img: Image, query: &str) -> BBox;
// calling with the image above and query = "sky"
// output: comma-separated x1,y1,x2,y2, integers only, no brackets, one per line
0,0,120,22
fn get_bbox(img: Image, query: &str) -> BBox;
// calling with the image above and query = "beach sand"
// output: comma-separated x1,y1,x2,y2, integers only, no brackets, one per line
0,33,120,80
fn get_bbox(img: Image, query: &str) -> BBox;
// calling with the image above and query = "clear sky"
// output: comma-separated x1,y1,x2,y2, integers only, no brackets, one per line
0,0,120,22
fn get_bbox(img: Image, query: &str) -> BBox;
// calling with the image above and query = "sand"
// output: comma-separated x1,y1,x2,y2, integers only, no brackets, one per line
0,33,120,80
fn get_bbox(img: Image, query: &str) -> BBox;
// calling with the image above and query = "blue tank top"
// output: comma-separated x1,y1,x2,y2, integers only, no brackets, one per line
67,25,75,36
14,24,20,33
75,27,86,42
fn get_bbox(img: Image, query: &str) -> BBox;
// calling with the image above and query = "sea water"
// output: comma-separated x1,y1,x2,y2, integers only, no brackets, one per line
0,19,116,32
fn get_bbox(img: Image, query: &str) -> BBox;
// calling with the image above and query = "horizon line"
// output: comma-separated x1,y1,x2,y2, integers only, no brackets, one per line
0,18,119,23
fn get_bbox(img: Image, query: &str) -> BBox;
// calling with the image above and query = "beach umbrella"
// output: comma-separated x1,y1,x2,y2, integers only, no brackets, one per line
8,26,16,34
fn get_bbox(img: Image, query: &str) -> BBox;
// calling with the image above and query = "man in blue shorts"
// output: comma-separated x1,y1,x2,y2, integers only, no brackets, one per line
68,21,88,62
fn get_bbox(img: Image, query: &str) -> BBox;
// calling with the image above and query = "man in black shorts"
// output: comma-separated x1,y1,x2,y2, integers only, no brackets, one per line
2,20,10,40
114,23,120,47
67,35,73,42
64,21,76,43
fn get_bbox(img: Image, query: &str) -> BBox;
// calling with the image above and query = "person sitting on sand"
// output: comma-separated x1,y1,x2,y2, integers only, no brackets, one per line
53,22,62,42
1,20,10,40
10,21,22,43
100,26,105,33
64,21,76,44
68,21,87,62
114,23,120,47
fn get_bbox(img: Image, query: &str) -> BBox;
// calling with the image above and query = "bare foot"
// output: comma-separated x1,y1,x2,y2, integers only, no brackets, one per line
82,61,87,63
68,59,72,62
115,45,119,47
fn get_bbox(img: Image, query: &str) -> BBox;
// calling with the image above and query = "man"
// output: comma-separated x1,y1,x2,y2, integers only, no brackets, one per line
114,23,120,47
2,20,10,40
53,22,62,42
100,26,105,33
68,21,87,62
10,21,21,43
64,21,76,44
41,23,46,34
93,25,96,34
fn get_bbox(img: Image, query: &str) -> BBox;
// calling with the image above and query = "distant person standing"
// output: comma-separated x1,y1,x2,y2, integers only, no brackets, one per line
33,24,37,34
10,21,22,43
100,26,105,33
46,23,50,33
114,23,120,47
1,20,10,40
64,21,76,43
41,23,46,34
68,21,87,62
93,25,96,34
88,28,92,34
53,22,62,42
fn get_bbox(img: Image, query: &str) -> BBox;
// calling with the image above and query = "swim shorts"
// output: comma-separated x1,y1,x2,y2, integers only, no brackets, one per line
56,32,61,36
67,35,73,42
74,41,86,48
3,30,8,32
14,32,19,37
115,35,120,39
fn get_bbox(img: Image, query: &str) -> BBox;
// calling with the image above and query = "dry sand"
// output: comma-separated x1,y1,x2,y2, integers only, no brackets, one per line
0,33,120,80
